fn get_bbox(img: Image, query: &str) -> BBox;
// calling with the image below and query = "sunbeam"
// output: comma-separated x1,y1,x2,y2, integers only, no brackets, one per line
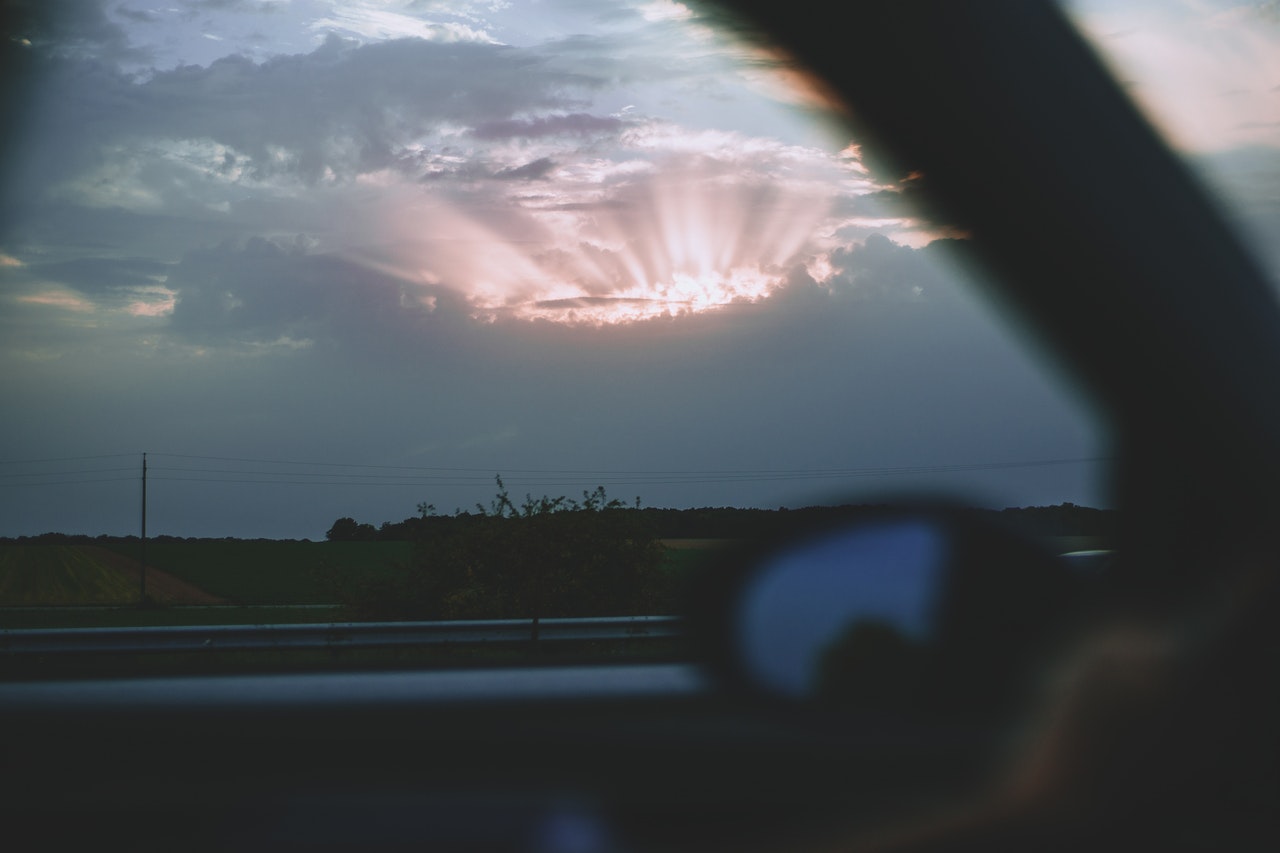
365,165,837,326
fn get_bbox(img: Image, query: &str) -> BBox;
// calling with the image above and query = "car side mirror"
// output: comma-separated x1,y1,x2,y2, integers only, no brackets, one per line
692,507,1102,721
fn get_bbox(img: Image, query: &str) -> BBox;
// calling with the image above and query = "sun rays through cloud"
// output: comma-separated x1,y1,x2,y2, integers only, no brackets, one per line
361,160,843,326
508,171,833,325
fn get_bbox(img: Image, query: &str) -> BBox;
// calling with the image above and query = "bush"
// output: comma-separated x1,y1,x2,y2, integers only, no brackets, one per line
331,479,670,620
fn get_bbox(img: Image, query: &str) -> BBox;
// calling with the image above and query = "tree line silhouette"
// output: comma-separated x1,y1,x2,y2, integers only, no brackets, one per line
321,486,1115,621
327,499,1116,544
1,492,1114,623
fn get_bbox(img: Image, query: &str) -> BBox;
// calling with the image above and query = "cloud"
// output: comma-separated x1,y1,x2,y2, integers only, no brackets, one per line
173,0,288,18
30,256,172,295
309,5,499,45
493,156,558,180
1,9,924,332
1,0,145,63
183,1,262,10
823,234,971,303
0,253,177,324
115,7,161,25
2,199,248,267
14,288,97,313
472,113,627,140
14,34,599,203
166,237,417,341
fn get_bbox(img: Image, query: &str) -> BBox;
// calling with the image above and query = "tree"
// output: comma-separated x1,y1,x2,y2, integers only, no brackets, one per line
325,517,377,542
330,479,670,620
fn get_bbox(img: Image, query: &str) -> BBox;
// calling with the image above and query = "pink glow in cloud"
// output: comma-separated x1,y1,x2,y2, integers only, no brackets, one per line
350,143,847,325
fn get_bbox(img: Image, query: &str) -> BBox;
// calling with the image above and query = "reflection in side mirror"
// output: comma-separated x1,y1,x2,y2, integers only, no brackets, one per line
723,509,1097,718
738,520,945,699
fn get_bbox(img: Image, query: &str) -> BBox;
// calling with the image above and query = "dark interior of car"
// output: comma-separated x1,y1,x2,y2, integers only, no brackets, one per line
3,2,1278,851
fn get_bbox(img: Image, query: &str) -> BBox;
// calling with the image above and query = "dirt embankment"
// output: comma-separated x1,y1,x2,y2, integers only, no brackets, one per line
88,546,226,605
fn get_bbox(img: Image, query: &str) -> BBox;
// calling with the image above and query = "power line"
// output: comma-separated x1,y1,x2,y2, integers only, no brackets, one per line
0,477,137,488
0,453,138,466
1,452,1108,490
0,467,138,480
144,452,1105,480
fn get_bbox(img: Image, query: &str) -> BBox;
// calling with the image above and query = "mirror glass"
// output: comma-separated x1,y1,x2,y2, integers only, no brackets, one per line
729,513,1092,714
735,520,946,700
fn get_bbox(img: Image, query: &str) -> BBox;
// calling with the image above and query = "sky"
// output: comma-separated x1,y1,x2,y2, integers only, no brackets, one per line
0,0,1275,539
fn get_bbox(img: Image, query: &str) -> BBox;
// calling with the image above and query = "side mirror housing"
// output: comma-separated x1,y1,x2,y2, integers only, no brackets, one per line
692,506,1102,721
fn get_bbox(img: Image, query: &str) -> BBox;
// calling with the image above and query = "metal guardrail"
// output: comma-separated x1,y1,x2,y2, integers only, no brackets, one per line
0,616,683,656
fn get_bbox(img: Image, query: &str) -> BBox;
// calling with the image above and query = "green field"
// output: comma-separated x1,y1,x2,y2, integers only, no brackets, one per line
1,538,714,630
0,538,693,670
0,545,141,606
0,539,411,626
100,538,708,607
100,539,412,605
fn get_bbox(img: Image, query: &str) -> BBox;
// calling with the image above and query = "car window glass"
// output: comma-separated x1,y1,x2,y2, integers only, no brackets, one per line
1,1,1105,634
1059,0,1280,285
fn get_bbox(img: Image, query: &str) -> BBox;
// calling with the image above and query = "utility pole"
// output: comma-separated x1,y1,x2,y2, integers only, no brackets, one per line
140,452,147,604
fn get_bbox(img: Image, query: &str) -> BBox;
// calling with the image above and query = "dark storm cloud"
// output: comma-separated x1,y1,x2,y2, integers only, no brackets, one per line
1,0,144,62
181,0,264,10
115,7,160,25
556,0,643,26
3,201,247,262
531,27,727,89
173,0,285,18
493,157,558,181
472,113,627,140
166,236,451,345
417,158,491,182
0,4,141,223
832,185,924,218
31,256,172,295
825,234,956,301
11,33,605,198
137,36,593,182
832,172,958,231
416,153,560,183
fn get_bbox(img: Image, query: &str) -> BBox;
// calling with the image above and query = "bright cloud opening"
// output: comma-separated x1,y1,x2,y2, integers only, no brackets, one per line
365,161,841,326
125,287,178,318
